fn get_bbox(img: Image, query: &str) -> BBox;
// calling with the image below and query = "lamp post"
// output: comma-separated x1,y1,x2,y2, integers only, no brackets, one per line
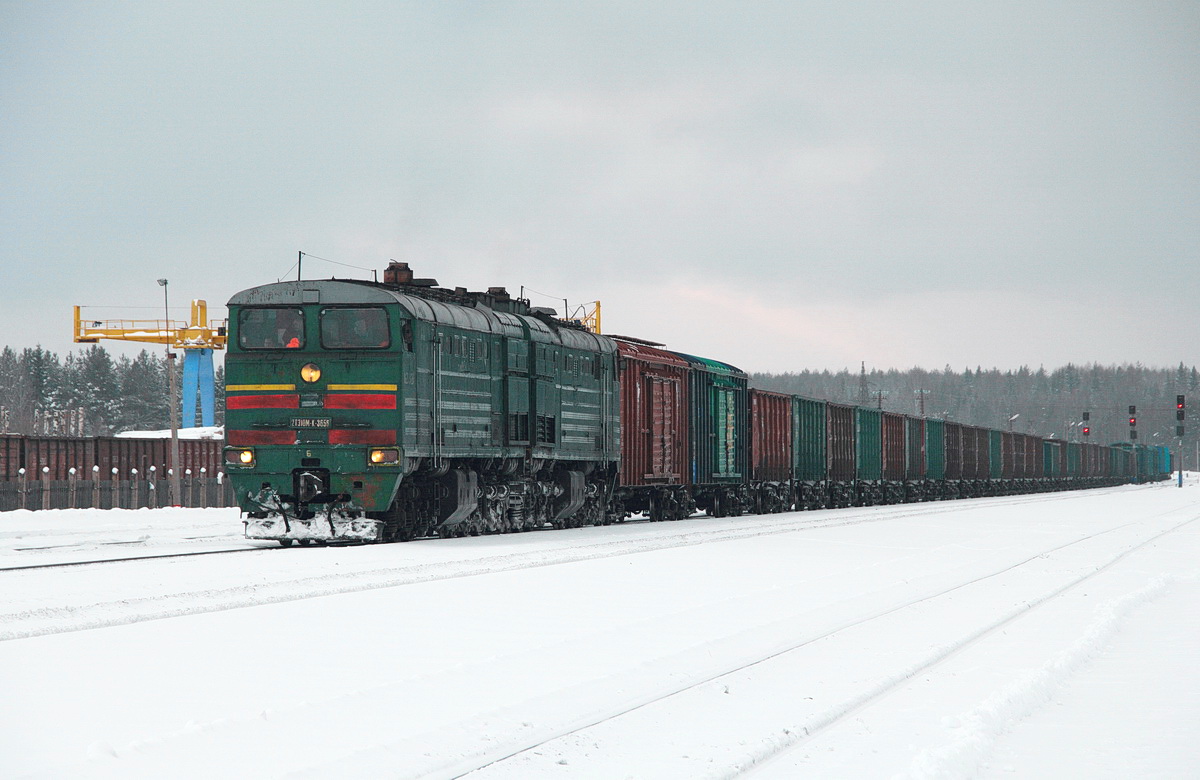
158,278,182,505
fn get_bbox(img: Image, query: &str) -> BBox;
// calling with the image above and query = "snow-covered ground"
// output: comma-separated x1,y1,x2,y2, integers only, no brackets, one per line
1,477,1197,778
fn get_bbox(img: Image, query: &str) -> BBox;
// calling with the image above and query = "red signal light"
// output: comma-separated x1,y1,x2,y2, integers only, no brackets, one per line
1129,417,1137,427
1082,426,1090,436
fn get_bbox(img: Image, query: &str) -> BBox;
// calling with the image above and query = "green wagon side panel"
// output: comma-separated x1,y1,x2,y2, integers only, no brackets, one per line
672,352,748,484
990,430,1003,479
855,407,882,481
792,396,826,481
1042,441,1055,477
1066,442,1081,477
713,387,737,475
925,419,946,480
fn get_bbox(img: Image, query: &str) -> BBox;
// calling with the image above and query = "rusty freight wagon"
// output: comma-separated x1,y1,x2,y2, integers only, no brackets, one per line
748,388,793,513
613,338,692,522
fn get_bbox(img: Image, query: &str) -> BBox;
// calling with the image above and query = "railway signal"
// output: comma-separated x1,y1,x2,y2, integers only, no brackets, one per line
1178,395,1186,443
1082,426,1090,437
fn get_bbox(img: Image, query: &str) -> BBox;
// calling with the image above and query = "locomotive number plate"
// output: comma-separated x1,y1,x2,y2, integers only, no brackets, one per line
291,418,332,429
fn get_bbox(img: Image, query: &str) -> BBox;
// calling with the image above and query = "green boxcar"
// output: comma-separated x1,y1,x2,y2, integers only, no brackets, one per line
792,396,826,481
855,407,883,481
1066,442,1081,477
1042,440,1058,478
672,353,748,485
925,419,946,480
990,430,1004,479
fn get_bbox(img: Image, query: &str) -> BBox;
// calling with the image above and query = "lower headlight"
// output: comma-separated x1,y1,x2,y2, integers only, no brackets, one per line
368,448,400,465
225,448,255,466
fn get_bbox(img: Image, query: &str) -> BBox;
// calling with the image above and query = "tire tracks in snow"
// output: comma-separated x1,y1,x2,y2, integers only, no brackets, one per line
443,506,1198,780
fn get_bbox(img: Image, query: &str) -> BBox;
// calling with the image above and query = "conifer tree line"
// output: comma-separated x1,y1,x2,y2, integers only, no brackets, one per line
2,344,1197,451
0,345,225,436
750,362,1200,448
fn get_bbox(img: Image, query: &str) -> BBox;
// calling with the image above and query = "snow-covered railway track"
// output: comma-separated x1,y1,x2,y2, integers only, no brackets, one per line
447,505,1199,780
0,488,1135,644
0,545,273,573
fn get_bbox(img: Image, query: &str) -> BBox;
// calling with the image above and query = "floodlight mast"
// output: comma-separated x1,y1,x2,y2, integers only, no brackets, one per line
158,279,182,506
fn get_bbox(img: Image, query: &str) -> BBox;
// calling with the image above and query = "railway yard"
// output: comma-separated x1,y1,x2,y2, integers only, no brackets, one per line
2,478,1197,778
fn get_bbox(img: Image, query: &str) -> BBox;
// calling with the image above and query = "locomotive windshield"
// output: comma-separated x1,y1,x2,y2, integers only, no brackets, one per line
238,308,304,350
320,307,390,349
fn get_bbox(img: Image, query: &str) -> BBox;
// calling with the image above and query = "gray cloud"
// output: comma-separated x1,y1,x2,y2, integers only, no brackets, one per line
1,1,1196,372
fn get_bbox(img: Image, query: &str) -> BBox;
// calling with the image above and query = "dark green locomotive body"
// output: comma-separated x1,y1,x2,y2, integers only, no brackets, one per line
225,272,618,543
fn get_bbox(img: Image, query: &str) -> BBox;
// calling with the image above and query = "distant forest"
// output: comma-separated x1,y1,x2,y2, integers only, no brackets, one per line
1,344,1196,451
0,345,225,436
751,363,1199,447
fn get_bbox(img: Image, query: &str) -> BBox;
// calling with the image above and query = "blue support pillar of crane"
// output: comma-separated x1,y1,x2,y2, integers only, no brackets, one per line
181,349,215,427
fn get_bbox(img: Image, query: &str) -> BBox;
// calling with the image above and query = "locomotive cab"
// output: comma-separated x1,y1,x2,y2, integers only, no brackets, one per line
225,283,412,543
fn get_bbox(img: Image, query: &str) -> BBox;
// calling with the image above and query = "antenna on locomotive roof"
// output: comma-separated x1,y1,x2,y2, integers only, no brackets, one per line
297,250,302,281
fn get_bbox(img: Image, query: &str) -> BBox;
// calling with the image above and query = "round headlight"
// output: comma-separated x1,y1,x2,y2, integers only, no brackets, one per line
300,363,321,383
239,450,254,464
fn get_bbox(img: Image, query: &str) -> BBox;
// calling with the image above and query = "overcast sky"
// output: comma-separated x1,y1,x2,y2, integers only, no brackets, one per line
2,1,1196,373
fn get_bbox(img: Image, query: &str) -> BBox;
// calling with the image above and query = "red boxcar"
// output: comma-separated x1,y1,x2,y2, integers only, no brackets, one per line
21,437,95,480
0,435,223,482
881,412,906,481
826,402,856,482
944,422,963,480
960,425,980,480
905,416,926,480
615,339,691,488
749,389,793,482
976,427,993,480
95,437,166,480
1,435,25,480
1024,435,1043,478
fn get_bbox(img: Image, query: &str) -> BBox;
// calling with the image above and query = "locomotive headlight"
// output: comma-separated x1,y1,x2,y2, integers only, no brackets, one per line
225,448,255,466
300,363,322,383
368,448,400,465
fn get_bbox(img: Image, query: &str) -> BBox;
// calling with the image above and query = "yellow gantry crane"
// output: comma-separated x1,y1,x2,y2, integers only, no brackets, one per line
565,301,602,334
73,300,228,427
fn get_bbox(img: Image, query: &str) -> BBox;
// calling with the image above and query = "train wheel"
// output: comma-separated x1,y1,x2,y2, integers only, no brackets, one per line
278,539,294,547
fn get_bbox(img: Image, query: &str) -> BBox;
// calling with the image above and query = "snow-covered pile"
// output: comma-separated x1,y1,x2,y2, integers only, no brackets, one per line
113,426,223,440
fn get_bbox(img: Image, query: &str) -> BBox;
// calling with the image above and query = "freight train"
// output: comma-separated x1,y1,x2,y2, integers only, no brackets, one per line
223,263,1172,545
